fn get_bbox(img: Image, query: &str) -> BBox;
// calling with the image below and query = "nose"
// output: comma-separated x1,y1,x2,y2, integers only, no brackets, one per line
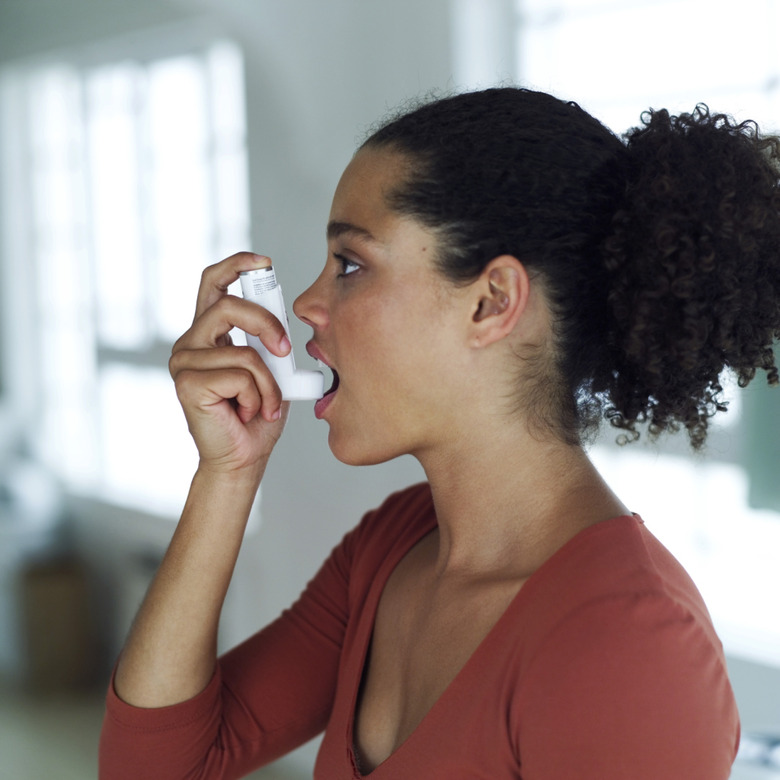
293,268,328,330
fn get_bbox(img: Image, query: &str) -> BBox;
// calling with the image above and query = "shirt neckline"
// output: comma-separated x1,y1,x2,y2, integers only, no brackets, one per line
347,506,642,776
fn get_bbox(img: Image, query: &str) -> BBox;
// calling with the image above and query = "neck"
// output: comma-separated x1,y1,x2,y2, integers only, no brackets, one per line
415,421,629,580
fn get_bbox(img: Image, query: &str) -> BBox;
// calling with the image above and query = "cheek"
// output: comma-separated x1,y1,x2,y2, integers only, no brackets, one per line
333,284,451,394
335,294,393,357
349,308,415,377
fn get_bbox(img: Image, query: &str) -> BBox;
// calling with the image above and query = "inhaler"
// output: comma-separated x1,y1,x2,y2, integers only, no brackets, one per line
239,267,324,400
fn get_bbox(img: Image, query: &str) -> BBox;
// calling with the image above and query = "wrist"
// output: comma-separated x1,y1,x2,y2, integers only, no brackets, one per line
185,460,267,526
194,456,268,489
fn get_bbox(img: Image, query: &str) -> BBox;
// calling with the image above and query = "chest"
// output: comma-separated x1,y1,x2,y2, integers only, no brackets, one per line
353,558,526,773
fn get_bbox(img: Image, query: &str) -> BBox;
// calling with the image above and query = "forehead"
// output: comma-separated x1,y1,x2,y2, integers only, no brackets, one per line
327,147,449,286
329,147,409,224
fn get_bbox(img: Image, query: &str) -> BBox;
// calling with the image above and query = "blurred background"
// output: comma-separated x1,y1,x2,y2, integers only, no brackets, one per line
0,1,778,778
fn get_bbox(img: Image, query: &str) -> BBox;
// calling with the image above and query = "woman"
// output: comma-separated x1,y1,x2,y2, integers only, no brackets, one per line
99,88,780,779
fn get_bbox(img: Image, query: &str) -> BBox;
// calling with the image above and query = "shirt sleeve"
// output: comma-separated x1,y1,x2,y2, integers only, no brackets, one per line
514,592,740,780
99,516,365,780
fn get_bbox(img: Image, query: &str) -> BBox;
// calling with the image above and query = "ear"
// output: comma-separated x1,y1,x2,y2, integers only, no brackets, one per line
470,255,530,347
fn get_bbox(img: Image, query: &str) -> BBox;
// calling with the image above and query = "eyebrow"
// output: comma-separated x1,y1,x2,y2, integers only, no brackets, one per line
326,220,378,243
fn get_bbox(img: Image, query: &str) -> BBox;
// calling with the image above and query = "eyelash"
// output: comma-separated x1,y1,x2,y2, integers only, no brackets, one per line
334,253,361,278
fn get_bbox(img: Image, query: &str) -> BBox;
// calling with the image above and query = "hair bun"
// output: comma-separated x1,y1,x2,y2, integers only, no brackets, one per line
597,104,780,448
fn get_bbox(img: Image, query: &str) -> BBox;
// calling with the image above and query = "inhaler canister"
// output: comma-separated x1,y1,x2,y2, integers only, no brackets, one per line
239,267,324,400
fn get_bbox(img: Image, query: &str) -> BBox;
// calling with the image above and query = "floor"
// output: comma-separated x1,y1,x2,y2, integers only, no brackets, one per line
0,682,306,780
0,682,777,780
0,685,106,780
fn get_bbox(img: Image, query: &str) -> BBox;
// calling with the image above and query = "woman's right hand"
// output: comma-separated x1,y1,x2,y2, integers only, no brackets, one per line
113,253,289,711
169,252,292,477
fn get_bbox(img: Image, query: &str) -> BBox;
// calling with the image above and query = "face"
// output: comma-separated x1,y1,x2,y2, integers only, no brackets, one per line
293,147,472,466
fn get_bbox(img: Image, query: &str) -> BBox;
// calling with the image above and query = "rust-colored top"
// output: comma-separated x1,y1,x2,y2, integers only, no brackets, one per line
100,483,739,779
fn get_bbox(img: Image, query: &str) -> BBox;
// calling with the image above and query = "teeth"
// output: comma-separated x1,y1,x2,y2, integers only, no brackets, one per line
317,359,327,370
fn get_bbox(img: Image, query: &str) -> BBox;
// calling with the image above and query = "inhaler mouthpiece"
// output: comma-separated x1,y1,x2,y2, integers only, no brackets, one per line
239,267,324,400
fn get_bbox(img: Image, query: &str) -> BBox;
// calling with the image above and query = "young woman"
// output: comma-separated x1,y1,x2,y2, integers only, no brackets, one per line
99,87,780,779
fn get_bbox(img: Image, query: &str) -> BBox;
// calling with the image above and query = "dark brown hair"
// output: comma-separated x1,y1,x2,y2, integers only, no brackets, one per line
362,88,780,448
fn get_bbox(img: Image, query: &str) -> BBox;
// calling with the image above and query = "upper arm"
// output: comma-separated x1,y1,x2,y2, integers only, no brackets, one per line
100,518,362,780
213,536,355,771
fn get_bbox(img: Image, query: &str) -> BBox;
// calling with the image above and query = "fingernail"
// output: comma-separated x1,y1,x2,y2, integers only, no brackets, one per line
271,408,282,421
279,335,291,354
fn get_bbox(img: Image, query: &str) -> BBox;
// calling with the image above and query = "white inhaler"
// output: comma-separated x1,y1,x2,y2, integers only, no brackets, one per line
239,267,324,400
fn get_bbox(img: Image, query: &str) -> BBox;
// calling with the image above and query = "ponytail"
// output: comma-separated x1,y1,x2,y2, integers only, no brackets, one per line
598,105,780,448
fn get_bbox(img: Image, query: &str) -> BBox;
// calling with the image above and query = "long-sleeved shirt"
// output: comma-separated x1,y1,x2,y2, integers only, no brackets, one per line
99,482,740,779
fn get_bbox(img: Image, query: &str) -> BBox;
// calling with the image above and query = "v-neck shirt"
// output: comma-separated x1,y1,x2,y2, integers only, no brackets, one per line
100,482,739,779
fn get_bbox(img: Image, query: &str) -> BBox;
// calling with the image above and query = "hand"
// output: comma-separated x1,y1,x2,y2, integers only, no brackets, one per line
169,252,292,475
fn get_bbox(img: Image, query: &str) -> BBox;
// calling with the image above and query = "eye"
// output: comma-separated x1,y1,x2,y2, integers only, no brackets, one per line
335,253,361,277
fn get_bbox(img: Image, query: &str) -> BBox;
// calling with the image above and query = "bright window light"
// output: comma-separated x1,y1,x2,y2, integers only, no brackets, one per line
5,40,250,516
517,0,780,134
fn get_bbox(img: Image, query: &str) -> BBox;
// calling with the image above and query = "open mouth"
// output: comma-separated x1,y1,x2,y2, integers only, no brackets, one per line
311,347,340,419
323,366,340,397
314,368,339,419
315,357,339,398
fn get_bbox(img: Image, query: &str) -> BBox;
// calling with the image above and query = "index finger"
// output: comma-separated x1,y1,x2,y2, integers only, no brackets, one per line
195,252,272,321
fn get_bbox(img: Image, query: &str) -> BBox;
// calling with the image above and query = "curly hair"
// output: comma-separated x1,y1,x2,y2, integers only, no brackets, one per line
362,88,780,448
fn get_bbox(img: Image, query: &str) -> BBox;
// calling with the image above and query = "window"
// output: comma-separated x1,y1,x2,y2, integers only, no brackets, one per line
0,39,250,516
517,0,780,134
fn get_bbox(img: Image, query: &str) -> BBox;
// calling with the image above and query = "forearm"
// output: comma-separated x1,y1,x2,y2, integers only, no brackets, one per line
113,463,265,708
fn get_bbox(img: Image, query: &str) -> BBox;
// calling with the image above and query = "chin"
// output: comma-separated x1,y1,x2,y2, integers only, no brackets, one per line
327,428,408,467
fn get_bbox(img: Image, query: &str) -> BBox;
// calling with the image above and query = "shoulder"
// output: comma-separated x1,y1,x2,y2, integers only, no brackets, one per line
521,515,716,640
518,515,727,679
511,516,739,778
